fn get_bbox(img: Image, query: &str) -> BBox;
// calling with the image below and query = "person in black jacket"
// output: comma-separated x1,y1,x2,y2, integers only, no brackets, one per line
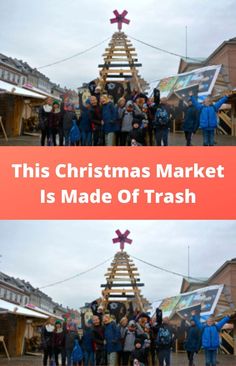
156,317,175,366
184,318,201,366
41,317,55,366
182,99,199,146
92,315,105,365
90,96,104,146
153,99,171,146
38,98,52,146
130,338,147,366
53,320,66,366
61,103,78,146
128,118,146,146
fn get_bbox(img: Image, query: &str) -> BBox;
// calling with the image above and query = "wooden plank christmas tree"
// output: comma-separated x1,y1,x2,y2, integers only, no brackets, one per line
100,230,150,312
97,11,148,93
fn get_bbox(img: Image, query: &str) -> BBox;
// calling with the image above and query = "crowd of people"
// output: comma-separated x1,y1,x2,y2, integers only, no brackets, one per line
38,87,230,148
41,306,235,366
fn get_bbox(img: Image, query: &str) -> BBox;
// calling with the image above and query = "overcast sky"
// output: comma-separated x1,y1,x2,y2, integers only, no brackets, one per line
1,0,235,89
0,221,235,309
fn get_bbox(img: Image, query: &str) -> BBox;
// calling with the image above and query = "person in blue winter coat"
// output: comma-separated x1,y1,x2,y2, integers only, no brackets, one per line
81,320,95,366
182,100,199,146
103,314,122,366
78,94,92,146
192,311,233,366
189,91,229,146
100,94,117,146
184,318,201,366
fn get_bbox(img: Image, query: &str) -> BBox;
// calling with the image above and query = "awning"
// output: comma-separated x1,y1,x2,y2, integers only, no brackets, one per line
23,84,62,101
0,80,45,99
25,303,63,320
0,299,48,319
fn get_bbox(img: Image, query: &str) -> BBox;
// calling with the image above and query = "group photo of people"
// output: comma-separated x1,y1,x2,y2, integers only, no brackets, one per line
41,306,235,366
38,86,231,148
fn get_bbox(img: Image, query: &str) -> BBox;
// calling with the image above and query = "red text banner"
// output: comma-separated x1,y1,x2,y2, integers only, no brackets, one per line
0,147,235,219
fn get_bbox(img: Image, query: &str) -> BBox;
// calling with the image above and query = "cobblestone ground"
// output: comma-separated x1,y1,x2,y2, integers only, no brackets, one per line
1,132,236,146
0,353,235,366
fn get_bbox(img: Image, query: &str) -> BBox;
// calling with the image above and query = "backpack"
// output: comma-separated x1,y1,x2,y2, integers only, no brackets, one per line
71,339,83,363
156,326,172,346
154,107,169,127
70,120,81,144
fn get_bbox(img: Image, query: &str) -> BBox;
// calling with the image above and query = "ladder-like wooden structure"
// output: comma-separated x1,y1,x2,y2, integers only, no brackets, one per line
100,251,149,311
98,32,147,92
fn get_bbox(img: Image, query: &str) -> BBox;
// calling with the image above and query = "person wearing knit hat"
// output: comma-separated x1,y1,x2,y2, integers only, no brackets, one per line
130,338,146,366
53,320,66,366
116,97,126,146
121,320,138,366
120,101,135,146
128,117,145,146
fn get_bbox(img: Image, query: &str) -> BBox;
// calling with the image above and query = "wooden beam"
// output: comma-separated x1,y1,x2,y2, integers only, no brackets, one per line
101,283,144,287
105,273,140,276
105,48,136,52
99,63,142,68
104,289,141,293
108,295,136,298
103,53,138,57
101,69,137,74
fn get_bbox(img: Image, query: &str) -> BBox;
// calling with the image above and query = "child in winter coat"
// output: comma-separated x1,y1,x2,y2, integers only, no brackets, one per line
128,118,146,146
192,311,233,366
130,339,147,366
190,91,230,146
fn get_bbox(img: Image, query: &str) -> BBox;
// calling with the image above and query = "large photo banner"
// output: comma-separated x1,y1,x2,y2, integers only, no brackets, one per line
155,65,221,98
151,284,224,320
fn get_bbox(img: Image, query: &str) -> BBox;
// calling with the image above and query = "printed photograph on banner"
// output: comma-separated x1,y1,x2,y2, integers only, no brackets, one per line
0,220,236,365
0,0,235,147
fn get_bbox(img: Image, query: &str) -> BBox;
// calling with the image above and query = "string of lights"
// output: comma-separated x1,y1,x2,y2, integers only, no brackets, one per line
39,256,112,290
37,37,111,69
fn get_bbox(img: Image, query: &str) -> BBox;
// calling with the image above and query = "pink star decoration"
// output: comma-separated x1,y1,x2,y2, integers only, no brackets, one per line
110,10,130,31
112,229,133,251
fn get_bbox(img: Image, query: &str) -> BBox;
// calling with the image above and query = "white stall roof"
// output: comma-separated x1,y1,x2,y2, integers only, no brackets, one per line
25,304,63,320
0,80,45,99
23,84,62,101
0,299,48,318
